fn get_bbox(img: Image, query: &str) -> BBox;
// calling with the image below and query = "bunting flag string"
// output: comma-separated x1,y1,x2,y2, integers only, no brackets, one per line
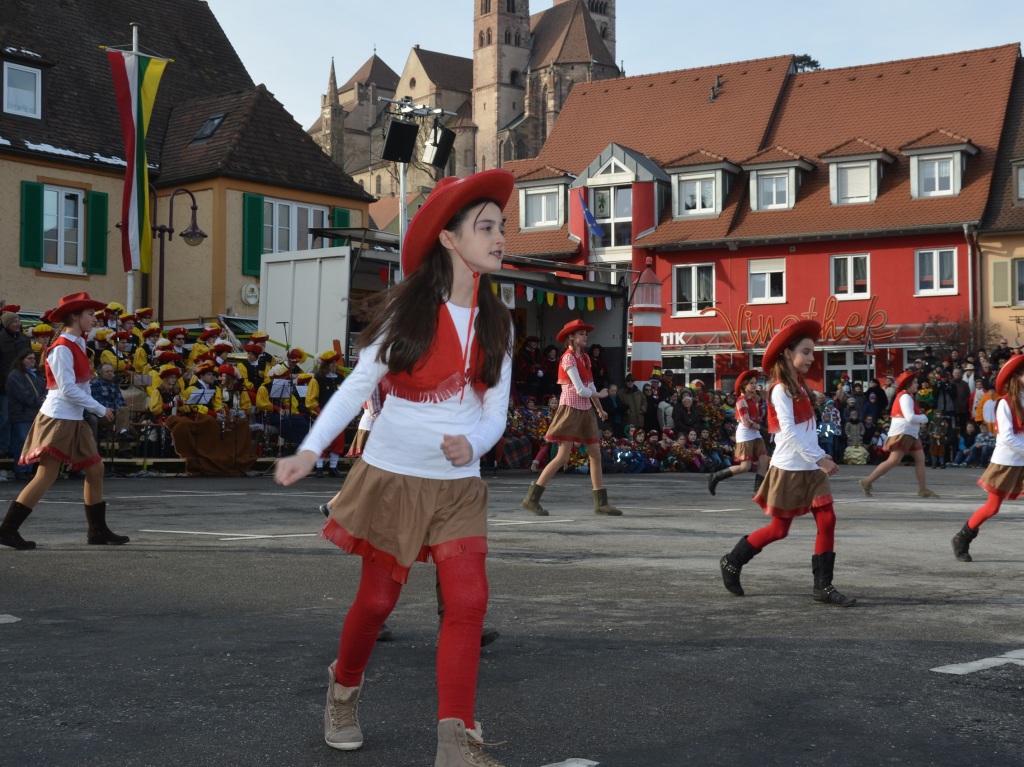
493,283,614,311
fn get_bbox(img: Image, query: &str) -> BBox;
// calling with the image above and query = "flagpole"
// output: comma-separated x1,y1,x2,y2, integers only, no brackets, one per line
125,22,140,314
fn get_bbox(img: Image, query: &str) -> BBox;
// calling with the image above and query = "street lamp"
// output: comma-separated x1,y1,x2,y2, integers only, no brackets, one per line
152,187,207,325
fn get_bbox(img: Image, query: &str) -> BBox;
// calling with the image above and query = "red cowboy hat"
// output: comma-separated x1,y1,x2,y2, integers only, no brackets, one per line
996,354,1024,395
401,169,514,276
761,319,821,371
556,318,595,344
895,369,920,392
734,369,761,395
46,292,108,323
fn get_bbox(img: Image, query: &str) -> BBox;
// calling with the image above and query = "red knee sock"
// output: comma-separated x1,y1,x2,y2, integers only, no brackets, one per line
436,553,488,729
746,517,792,550
812,505,837,555
968,493,1003,530
335,560,402,687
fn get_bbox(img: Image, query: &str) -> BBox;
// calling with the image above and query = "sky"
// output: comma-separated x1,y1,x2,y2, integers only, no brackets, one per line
206,0,1024,131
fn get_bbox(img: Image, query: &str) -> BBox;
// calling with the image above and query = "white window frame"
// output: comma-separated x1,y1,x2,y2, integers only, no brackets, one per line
262,198,329,254
1014,260,1024,305
835,162,873,205
675,172,718,217
520,186,562,229
748,257,786,304
41,184,85,274
587,257,631,287
3,62,41,118
910,154,959,199
757,172,789,209
831,253,870,300
672,263,715,316
914,247,957,296
590,183,632,250
1016,165,1024,202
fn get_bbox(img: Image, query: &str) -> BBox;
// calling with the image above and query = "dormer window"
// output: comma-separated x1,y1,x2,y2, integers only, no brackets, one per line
836,163,871,203
520,186,563,229
820,139,895,206
758,173,788,209
680,175,715,214
902,129,978,199
742,147,814,212
3,62,41,118
667,152,739,219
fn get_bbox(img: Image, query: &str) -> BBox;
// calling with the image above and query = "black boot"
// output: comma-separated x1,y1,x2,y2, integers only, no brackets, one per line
753,474,765,495
85,502,130,545
812,552,856,606
707,469,733,496
951,523,978,562
0,501,36,550
720,536,758,596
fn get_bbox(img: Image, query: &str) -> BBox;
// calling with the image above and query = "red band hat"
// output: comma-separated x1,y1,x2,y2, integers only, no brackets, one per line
195,361,217,376
47,292,108,323
995,354,1024,395
31,323,53,336
212,340,233,351
120,314,137,323
243,344,262,355
136,307,153,318
1,304,21,313
318,349,340,363
761,319,821,371
734,369,761,396
199,327,221,342
400,169,514,276
142,323,162,337
217,363,237,377
155,351,183,364
166,327,189,340
157,364,181,379
249,331,269,343
557,318,595,344
895,369,920,393
113,331,131,341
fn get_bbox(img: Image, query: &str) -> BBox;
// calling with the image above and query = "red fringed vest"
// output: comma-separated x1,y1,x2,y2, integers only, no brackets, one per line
556,349,593,386
738,394,760,423
766,381,814,433
380,305,488,402
890,392,922,419
44,336,93,389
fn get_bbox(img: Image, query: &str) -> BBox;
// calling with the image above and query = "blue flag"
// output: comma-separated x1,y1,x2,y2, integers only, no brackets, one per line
579,189,605,238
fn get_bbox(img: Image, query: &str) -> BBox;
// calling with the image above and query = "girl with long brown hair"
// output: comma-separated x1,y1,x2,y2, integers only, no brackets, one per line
951,354,1024,562
719,320,855,606
274,170,514,766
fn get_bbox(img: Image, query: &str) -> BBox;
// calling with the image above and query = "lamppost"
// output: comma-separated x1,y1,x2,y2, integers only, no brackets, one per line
152,188,207,325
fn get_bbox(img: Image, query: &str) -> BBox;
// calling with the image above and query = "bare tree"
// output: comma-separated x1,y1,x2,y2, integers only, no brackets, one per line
918,310,1002,356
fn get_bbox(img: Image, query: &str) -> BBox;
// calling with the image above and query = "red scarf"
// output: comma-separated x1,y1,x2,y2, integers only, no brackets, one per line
44,336,93,388
766,381,814,433
890,392,922,419
556,349,593,386
381,305,487,402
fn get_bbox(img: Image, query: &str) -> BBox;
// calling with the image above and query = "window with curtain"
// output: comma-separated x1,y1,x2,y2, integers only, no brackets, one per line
1015,260,1024,304
919,157,953,196
678,175,715,215
524,188,558,227
916,248,956,294
42,185,85,272
758,173,788,208
673,263,714,314
262,198,329,254
592,184,632,248
3,62,40,118
831,254,869,297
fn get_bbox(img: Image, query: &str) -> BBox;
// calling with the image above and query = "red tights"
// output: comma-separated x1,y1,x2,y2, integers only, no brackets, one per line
334,553,488,729
746,505,837,555
968,493,1003,530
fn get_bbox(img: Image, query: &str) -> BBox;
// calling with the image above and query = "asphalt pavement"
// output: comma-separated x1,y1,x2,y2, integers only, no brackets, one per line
1,463,1023,767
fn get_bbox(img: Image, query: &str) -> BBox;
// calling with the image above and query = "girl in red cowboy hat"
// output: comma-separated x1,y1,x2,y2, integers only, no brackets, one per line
520,318,621,516
859,369,938,499
719,320,856,606
0,293,129,550
274,170,515,765
707,369,768,496
951,354,1024,562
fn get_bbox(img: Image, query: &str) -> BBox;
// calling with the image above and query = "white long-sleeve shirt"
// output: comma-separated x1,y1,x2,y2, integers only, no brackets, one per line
298,302,512,480
991,397,1024,466
887,392,928,439
40,333,106,421
768,385,825,472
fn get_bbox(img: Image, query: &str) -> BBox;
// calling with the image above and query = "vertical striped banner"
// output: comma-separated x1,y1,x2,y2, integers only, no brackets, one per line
106,49,168,273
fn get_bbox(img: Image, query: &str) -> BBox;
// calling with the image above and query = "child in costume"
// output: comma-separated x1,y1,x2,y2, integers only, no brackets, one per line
707,370,766,496
719,320,855,606
274,170,515,765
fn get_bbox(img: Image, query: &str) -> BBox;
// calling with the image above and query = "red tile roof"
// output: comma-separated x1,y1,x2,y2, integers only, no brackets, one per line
741,145,814,166
530,0,617,69
819,138,892,159
983,58,1024,233
665,149,731,168
900,128,974,151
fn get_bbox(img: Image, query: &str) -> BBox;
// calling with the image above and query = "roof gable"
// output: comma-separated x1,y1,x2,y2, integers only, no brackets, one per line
530,0,616,69
411,47,473,94
339,54,400,93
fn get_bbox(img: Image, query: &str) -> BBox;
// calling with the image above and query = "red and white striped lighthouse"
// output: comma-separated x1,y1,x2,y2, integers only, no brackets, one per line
630,258,665,381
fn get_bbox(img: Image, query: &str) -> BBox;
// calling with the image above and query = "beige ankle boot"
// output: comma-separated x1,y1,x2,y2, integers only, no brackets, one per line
593,487,622,515
918,488,939,498
520,482,548,515
324,662,362,750
435,718,506,767
859,479,873,497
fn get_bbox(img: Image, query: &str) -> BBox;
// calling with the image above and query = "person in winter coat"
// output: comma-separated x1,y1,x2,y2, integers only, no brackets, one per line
5,348,46,479
619,374,646,431
657,391,678,432
673,393,703,436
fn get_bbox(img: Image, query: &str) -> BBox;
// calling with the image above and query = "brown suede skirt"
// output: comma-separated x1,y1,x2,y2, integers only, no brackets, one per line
884,434,923,453
320,460,488,584
734,438,767,463
754,466,833,518
19,413,101,471
977,462,1024,500
544,404,599,444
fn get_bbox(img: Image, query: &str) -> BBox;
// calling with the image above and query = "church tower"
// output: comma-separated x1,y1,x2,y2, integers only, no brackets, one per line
314,59,346,168
554,0,616,63
473,0,531,172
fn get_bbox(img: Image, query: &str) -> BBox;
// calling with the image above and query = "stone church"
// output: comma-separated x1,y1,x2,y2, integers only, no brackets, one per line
309,0,620,198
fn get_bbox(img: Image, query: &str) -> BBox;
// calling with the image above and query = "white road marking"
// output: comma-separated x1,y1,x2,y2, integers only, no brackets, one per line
140,529,318,541
489,519,574,527
0,614,21,624
541,760,599,767
931,648,1024,675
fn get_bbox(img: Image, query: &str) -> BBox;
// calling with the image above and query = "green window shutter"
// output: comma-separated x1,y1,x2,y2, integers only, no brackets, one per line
242,192,265,276
331,207,350,247
20,181,44,268
85,191,108,275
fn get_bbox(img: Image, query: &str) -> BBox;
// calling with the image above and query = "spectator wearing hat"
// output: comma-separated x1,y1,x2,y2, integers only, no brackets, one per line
100,331,133,380
513,335,544,401
860,370,938,498
188,326,221,368
30,322,54,355
866,377,889,413
522,318,621,517
951,354,1024,563
1,293,129,550
962,362,976,392
0,309,32,457
134,323,163,374
708,370,768,495
182,362,222,417
274,169,516,763
118,314,140,356
287,347,309,374
672,391,702,436
307,350,347,477
619,373,646,431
